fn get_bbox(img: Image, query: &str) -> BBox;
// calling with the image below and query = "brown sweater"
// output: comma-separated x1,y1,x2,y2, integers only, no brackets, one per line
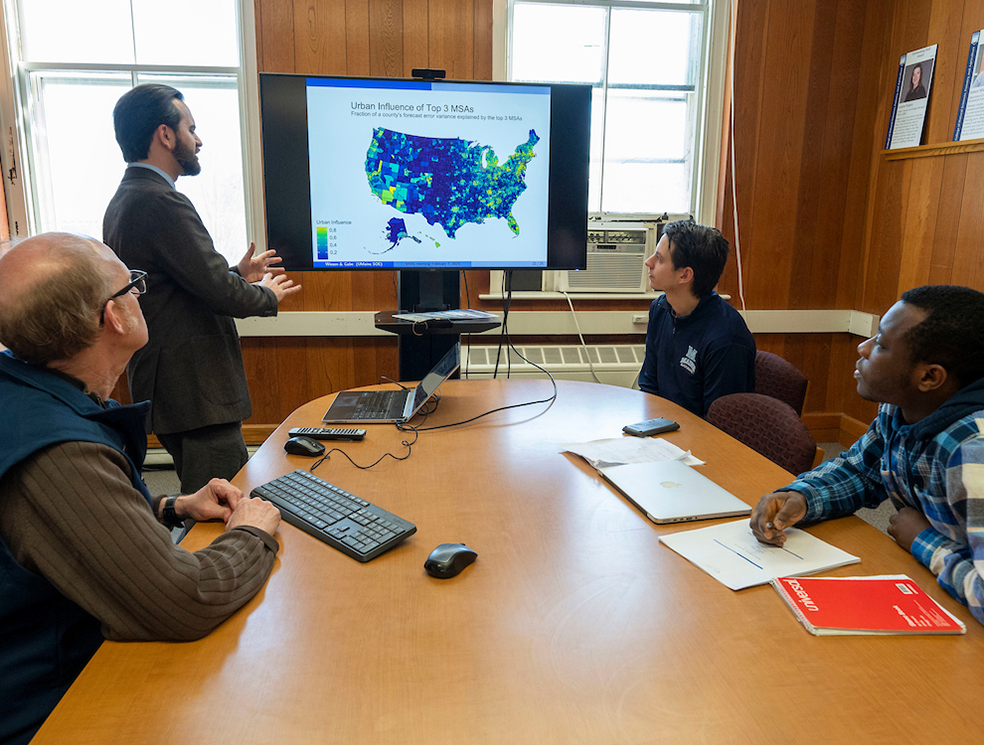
0,440,278,642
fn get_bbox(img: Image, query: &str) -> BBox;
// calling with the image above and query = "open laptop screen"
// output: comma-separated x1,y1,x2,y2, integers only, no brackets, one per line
408,343,460,416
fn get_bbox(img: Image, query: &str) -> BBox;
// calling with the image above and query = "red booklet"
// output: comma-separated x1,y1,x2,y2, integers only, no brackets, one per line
771,574,966,636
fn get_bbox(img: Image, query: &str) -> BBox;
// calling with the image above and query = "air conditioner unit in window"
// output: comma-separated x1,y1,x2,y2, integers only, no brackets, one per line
551,222,656,293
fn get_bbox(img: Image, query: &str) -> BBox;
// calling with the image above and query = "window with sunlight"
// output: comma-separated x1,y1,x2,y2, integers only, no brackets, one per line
9,0,247,264
509,0,712,217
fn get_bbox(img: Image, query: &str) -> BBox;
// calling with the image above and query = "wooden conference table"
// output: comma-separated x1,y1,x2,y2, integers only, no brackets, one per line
34,380,984,743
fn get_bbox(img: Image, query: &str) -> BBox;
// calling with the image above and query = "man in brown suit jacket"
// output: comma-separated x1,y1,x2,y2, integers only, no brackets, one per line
103,83,300,494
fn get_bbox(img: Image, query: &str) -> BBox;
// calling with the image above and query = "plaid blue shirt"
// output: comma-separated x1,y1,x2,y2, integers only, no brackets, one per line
783,397,984,626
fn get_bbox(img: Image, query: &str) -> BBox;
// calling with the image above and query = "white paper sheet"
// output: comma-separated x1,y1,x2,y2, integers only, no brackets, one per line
659,520,860,590
563,437,704,469
393,309,499,322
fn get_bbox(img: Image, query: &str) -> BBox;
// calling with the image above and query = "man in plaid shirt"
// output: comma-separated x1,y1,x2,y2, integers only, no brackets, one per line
751,285,984,626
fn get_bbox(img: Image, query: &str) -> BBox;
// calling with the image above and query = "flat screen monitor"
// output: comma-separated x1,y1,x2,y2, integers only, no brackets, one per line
259,73,590,271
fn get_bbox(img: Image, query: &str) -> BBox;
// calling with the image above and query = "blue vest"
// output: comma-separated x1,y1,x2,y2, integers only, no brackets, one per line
0,351,152,745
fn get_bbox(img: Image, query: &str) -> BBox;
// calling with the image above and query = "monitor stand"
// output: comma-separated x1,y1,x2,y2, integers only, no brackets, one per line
397,270,461,380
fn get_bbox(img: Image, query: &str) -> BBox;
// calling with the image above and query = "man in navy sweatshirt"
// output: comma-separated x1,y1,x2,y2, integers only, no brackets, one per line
638,220,755,417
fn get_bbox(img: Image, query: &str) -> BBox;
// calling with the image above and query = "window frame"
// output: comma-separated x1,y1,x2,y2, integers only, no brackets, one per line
0,0,265,254
493,0,730,225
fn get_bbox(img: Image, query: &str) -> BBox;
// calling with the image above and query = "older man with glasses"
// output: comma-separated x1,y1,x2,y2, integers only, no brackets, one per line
0,233,282,745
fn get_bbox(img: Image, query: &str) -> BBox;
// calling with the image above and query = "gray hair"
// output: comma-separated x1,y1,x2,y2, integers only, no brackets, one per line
0,235,116,365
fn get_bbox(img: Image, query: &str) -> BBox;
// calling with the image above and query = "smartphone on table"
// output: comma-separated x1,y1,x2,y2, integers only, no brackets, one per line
622,418,680,437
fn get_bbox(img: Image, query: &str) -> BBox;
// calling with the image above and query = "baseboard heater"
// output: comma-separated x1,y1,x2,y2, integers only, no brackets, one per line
461,344,645,387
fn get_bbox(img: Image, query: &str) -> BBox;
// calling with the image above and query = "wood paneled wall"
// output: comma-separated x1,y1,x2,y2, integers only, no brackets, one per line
721,0,984,428
846,0,984,422
237,0,984,439
860,0,984,315
718,0,893,426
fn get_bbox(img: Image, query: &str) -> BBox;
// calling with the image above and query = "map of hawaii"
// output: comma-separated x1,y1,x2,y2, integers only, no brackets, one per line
365,128,539,241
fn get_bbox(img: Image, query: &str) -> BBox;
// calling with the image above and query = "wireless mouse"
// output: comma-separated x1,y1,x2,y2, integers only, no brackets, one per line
283,435,326,457
424,543,477,578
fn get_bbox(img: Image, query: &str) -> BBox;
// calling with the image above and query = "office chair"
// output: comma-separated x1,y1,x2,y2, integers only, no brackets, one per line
754,351,809,416
706,393,820,476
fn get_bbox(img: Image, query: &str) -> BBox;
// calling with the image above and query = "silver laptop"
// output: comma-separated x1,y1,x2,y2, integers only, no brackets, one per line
599,460,751,524
322,342,460,424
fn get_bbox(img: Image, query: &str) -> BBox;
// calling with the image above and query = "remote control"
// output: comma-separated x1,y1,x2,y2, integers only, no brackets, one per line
288,427,367,440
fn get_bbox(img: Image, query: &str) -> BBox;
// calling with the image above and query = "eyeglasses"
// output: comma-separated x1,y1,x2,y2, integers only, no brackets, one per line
100,269,147,324
109,269,148,301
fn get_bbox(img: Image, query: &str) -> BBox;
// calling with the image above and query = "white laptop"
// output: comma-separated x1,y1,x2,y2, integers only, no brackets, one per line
599,460,751,524
322,342,460,424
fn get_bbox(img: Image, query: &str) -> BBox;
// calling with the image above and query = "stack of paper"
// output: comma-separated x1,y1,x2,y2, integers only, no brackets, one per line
564,437,704,469
393,309,498,322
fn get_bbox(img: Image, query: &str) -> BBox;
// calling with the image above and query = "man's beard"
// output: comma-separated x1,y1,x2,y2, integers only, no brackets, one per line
174,137,201,176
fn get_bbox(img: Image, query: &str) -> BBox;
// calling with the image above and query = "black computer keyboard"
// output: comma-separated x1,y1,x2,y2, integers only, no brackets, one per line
250,469,416,562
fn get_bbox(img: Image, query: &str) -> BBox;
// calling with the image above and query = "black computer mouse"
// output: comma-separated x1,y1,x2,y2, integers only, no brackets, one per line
284,436,326,457
424,543,477,578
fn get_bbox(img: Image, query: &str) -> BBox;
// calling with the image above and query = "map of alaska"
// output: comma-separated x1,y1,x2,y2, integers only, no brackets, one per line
365,128,539,240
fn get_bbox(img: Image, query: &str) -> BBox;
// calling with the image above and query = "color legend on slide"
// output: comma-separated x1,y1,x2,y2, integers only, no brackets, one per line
316,226,329,259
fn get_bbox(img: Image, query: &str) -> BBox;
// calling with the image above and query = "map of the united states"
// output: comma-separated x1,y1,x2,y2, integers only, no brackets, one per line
365,128,539,243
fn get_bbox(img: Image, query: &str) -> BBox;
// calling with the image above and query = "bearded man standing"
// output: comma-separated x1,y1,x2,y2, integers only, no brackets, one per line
104,84,300,494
